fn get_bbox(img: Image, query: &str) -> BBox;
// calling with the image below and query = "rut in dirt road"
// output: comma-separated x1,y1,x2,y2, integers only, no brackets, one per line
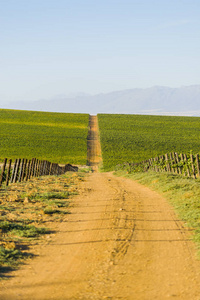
1,173,200,300
87,115,102,172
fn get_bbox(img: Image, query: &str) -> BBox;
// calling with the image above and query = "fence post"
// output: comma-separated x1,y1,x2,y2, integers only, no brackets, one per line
145,159,149,171
46,161,51,175
169,153,174,173
61,166,65,174
196,154,200,177
22,159,28,181
55,163,58,175
18,158,25,182
10,159,17,183
39,161,44,176
40,160,44,176
45,161,50,175
51,163,54,175
43,161,47,175
53,163,56,175
153,158,157,172
30,158,36,178
36,160,40,177
39,161,43,176
190,154,196,179
180,153,184,175
49,163,53,175
13,159,21,183
53,164,56,175
33,159,38,177
160,155,165,172
28,158,34,179
154,157,158,172
184,154,190,177
148,159,151,170
40,161,44,176
38,160,42,176
150,158,153,170
172,152,178,174
165,154,170,172
25,160,31,181
0,158,7,186
175,153,181,174
5,159,12,186
57,164,60,175
27,159,31,179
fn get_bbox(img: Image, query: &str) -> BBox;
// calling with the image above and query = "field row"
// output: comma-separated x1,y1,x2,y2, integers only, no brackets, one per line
0,109,89,165
98,114,200,170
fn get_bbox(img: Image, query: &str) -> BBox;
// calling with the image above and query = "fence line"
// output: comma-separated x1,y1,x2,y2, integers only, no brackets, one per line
0,158,78,188
116,152,200,179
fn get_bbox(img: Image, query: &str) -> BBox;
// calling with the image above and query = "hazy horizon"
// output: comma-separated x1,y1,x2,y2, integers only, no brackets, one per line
1,85,200,117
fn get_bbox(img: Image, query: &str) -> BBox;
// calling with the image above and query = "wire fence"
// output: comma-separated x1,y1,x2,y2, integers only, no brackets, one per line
116,152,200,179
0,158,78,188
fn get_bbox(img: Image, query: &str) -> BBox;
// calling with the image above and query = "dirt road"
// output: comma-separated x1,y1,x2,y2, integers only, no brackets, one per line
1,172,200,300
87,115,102,172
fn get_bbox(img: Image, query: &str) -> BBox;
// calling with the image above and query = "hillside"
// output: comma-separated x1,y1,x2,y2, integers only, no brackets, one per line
1,85,200,116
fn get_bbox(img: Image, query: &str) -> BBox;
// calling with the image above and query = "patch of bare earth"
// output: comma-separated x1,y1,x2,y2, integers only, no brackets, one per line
1,172,200,299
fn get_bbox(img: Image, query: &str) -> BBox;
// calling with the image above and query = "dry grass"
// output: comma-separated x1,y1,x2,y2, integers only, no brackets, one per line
0,172,84,271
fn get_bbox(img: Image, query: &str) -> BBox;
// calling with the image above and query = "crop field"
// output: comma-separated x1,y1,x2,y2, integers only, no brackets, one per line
0,109,89,165
98,114,200,171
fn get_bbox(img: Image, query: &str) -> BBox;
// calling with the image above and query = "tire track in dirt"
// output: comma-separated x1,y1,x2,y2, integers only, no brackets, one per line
1,173,200,299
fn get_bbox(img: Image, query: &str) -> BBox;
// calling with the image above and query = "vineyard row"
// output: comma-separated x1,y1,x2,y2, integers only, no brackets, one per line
0,158,78,188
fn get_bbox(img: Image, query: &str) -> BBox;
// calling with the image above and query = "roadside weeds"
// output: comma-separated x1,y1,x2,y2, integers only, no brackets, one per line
0,171,85,277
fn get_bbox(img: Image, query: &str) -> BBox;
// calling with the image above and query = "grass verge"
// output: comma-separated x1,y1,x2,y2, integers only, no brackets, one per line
114,170,200,256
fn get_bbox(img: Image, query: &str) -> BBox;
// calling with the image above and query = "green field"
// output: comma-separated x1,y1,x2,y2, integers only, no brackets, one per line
98,114,200,171
0,109,89,165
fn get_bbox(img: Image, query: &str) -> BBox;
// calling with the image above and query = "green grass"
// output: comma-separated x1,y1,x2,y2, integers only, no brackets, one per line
43,207,70,215
0,109,89,165
98,114,200,171
0,221,49,237
21,191,71,201
115,170,200,255
0,246,24,267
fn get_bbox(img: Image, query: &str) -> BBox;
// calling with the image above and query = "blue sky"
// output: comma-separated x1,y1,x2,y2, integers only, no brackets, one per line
0,0,200,102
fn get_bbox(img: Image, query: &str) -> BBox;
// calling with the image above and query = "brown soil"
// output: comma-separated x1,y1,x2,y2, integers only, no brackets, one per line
87,115,102,173
1,172,200,300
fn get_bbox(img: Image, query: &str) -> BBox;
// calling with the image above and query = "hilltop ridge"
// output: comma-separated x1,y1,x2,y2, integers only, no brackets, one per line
1,85,200,116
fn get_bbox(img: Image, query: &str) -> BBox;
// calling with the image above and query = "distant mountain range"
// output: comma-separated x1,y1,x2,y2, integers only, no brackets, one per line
1,85,200,116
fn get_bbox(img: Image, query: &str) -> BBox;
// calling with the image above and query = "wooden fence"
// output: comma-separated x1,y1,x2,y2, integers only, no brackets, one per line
0,158,78,188
117,152,200,179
